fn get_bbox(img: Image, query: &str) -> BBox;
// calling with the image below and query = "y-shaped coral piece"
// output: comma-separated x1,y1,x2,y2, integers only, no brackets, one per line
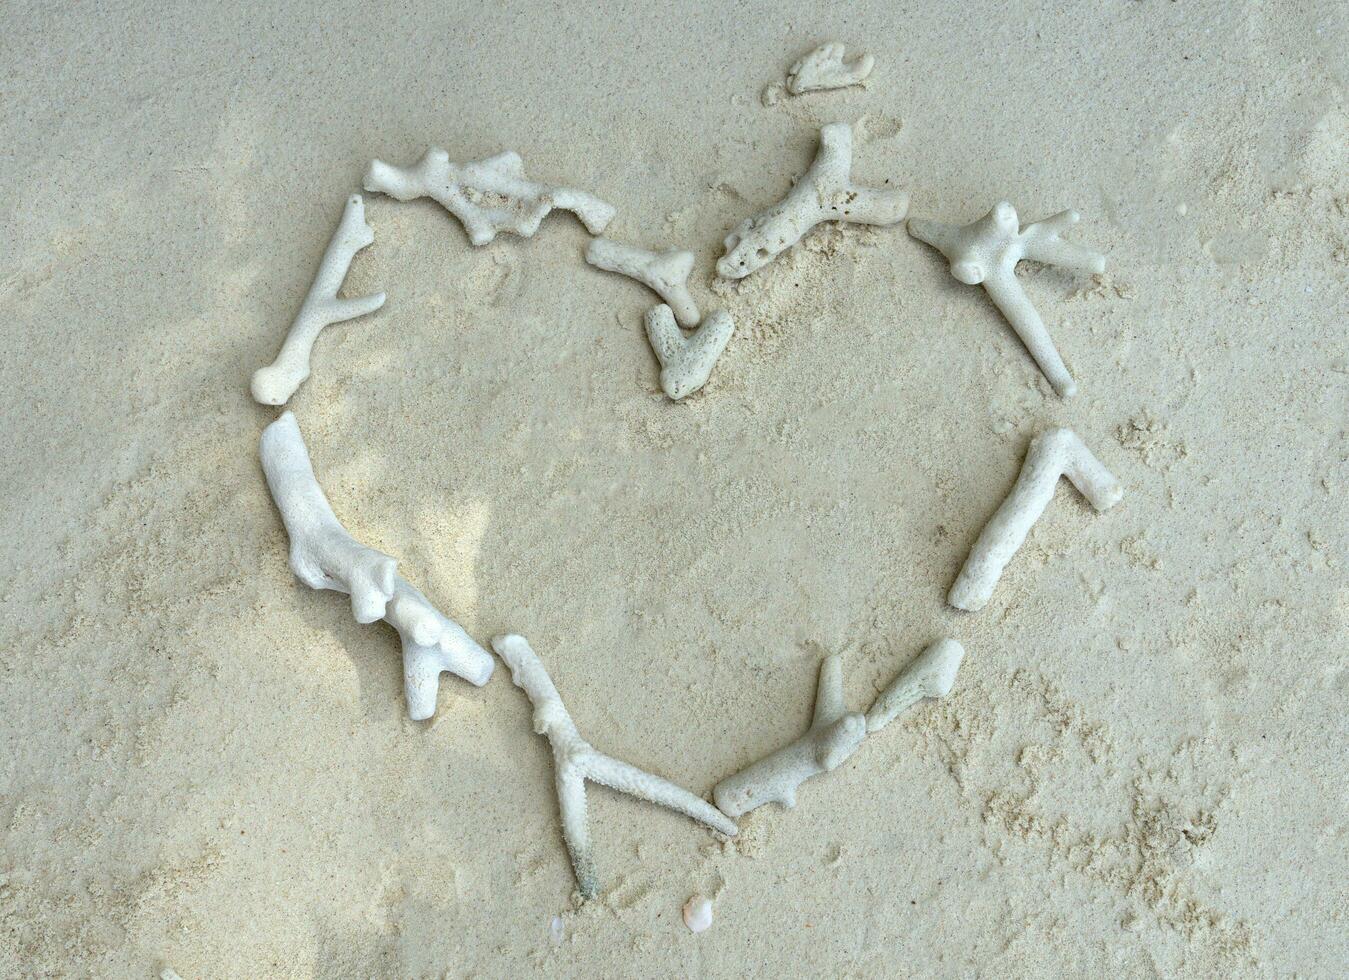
491,634,737,899
364,148,615,246
250,195,387,406
949,428,1123,612
643,304,735,400
260,412,493,719
585,239,700,326
908,202,1105,398
713,643,965,818
787,42,875,94
713,655,865,817
717,123,908,280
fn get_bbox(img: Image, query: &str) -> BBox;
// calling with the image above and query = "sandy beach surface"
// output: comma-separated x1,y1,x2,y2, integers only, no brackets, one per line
2,2,1346,976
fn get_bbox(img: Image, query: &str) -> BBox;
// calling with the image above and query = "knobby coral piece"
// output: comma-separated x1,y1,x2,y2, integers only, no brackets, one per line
260,412,493,719
948,428,1123,612
364,147,615,245
250,195,387,406
712,655,865,817
491,634,737,899
643,304,735,400
908,202,1105,398
717,123,908,279
787,42,874,94
586,238,700,326
713,642,964,818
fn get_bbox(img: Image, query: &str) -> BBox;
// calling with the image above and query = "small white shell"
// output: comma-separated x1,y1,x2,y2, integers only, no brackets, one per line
683,895,714,933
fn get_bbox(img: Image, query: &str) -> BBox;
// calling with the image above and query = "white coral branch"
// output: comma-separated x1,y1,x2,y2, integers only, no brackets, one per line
864,639,964,733
717,123,908,279
712,655,866,817
908,202,1105,398
585,238,700,326
714,644,964,818
787,42,875,94
948,427,1123,612
643,304,735,400
250,194,387,406
364,148,615,246
491,634,737,899
260,412,493,719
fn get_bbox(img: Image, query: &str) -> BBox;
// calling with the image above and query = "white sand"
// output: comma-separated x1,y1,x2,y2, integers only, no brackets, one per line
1,3,1346,977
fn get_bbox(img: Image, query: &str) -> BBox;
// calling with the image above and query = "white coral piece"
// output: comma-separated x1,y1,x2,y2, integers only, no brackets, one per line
908,202,1105,398
585,238,700,326
643,304,735,400
250,194,386,406
786,42,875,94
260,412,493,719
713,642,964,818
363,148,615,245
491,634,736,899
713,655,865,818
717,123,908,279
864,639,964,733
948,428,1123,612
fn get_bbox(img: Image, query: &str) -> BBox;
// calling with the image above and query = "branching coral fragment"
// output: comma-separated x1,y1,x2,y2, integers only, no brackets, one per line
713,655,865,817
250,194,386,406
948,428,1123,612
787,42,875,94
717,123,908,279
643,304,735,400
586,238,700,326
364,147,615,245
492,634,737,899
260,412,493,719
714,643,965,818
908,202,1105,397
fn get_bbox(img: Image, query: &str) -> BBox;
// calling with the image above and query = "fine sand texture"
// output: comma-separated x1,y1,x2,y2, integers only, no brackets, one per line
2,2,1346,977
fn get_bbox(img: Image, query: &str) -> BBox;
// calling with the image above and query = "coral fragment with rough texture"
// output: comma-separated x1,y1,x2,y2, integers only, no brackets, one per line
717,123,908,279
364,147,615,245
714,644,965,817
864,639,965,733
712,655,866,817
644,304,735,400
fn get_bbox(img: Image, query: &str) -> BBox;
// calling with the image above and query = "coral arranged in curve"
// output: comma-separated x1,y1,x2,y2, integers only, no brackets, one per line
492,634,737,899
717,122,908,279
259,412,494,719
908,202,1105,398
948,427,1123,612
364,147,615,245
251,194,386,406
713,640,963,818
643,303,735,400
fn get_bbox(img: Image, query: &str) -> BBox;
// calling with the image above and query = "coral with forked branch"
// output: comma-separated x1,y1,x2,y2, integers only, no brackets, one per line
250,194,386,406
717,123,908,280
492,634,736,899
